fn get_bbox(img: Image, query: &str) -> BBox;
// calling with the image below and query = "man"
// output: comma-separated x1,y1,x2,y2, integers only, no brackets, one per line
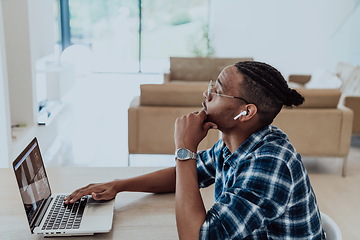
65,61,324,239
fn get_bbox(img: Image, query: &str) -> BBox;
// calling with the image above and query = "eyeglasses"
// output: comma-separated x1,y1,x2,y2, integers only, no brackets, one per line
206,80,251,104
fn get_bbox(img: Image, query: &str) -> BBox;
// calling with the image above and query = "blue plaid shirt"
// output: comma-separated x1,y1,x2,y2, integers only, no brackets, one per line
197,125,324,239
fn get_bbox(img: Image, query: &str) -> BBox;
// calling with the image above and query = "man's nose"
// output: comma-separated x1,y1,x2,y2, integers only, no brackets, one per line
203,90,210,100
203,90,207,98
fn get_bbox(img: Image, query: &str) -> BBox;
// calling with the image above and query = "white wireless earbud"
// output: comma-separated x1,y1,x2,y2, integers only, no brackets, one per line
234,111,247,120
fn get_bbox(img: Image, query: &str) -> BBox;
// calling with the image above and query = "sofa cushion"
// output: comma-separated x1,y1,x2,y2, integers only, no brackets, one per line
306,68,342,89
336,62,356,83
140,83,207,107
341,66,360,96
169,57,253,82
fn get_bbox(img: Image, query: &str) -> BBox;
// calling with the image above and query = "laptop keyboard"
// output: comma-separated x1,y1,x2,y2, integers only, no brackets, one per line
42,195,88,230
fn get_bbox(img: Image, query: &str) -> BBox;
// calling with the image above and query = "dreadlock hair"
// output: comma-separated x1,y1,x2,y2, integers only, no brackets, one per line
234,61,304,125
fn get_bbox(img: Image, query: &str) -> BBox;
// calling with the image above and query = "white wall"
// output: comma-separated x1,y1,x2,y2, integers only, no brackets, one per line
28,0,55,62
0,2,11,167
2,0,35,126
0,0,55,167
2,0,55,126
211,0,360,77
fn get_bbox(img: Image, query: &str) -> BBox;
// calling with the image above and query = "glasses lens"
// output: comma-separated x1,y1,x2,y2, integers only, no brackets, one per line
207,80,213,98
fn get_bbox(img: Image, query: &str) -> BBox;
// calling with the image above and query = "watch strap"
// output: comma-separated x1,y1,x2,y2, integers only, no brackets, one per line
175,148,197,161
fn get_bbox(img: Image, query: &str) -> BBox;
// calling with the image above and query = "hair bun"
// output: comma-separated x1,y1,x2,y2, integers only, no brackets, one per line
284,88,304,107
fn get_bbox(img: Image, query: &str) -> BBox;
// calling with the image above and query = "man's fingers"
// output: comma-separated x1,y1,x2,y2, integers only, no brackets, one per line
64,185,97,203
64,189,81,202
198,108,208,119
204,121,218,130
65,191,87,204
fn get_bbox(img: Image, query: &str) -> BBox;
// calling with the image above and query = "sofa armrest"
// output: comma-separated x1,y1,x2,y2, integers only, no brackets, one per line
344,96,360,134
128,97,140,154
338,106,354,156
128,102,220,154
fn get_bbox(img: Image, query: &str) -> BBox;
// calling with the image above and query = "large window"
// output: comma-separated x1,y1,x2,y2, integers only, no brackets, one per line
59,0,211,73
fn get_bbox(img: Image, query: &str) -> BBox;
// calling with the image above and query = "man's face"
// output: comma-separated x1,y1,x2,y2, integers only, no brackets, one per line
203,65,245,129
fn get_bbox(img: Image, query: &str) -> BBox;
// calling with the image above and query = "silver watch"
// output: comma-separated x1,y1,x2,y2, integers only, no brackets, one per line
175,148,197,161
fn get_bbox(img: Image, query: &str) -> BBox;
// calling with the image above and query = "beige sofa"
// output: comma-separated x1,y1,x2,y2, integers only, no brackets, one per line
288,62,360,135
128,83,353,176
128,57,252,155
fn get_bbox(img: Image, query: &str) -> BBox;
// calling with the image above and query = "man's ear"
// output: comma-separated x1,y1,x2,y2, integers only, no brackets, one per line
238,104,257,121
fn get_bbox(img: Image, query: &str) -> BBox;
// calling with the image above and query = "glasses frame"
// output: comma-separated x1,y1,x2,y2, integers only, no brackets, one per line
207,80,251,104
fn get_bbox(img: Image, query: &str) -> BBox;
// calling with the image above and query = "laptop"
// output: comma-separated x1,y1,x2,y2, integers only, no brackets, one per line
12,137,115,237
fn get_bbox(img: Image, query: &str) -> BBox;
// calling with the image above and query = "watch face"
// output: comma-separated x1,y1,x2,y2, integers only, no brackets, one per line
176,148,196,161
178,148,188,159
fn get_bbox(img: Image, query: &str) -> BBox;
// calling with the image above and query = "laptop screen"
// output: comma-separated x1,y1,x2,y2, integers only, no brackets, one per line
13,138,51,228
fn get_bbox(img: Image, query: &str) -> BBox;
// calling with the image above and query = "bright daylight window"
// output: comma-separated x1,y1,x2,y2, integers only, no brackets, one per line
59,0,211,73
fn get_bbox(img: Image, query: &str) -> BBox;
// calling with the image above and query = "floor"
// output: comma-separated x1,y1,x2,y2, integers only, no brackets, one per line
46,72,360,239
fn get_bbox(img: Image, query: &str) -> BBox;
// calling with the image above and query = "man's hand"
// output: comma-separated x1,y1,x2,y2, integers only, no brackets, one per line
64,167,178,204
174,109,217,239
174,109,217,151
64,181,119,204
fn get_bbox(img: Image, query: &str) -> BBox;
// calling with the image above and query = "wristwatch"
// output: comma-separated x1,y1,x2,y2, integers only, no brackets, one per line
175,148,197,161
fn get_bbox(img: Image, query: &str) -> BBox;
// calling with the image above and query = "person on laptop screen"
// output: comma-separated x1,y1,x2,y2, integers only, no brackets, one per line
65,61,325,239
